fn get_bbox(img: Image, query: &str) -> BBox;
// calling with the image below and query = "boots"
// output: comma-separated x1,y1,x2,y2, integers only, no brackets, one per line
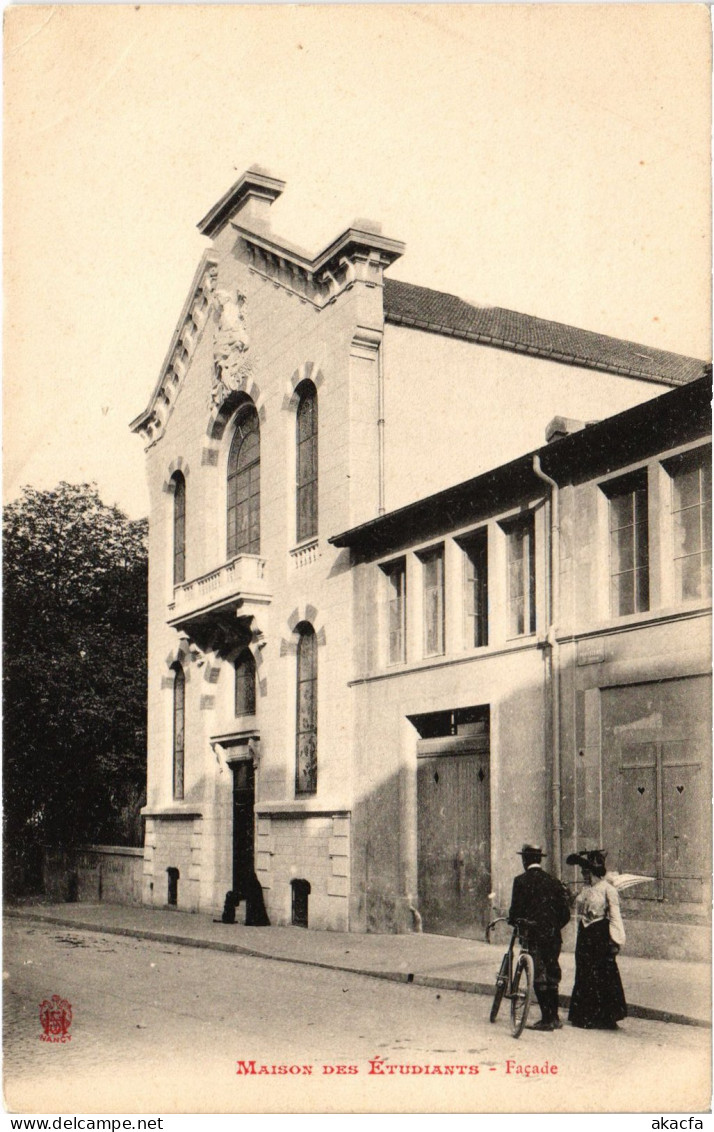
550,988,563,1029
530,986,554,1031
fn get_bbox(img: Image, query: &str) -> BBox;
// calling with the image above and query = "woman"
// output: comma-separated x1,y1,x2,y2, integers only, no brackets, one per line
566,849,627,1030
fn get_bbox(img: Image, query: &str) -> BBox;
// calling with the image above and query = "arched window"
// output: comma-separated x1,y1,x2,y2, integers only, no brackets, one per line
295,623,317,794
234,648,256,717
227,406,260,558
296,383,318,542
172,664,185,800
172,472,186,585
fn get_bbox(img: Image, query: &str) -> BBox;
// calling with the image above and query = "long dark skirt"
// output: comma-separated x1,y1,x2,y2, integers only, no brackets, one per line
568,919,627,1029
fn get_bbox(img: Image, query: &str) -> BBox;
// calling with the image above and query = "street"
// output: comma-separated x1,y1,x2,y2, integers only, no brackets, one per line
3,918,710,1114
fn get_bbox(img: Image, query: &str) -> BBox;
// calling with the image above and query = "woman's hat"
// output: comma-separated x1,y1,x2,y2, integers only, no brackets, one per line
566,849,607,877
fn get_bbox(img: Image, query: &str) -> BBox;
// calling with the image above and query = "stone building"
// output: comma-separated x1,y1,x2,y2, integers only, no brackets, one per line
131,167,710,957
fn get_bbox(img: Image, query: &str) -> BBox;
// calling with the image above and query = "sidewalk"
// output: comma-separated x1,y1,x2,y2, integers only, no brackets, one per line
6,902,710,1027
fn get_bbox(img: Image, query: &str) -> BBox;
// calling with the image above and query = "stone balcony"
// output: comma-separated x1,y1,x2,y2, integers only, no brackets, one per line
167,555,271,645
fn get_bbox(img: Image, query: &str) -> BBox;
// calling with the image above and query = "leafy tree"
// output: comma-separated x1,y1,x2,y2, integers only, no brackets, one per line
3,483,148,894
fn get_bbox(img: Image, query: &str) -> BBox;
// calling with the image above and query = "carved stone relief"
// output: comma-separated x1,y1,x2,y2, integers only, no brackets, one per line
211,288,254,407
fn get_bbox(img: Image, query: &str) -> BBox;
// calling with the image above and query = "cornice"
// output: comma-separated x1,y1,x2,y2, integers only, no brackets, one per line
130,251,218,446
197,166,286,238
235,222,405,310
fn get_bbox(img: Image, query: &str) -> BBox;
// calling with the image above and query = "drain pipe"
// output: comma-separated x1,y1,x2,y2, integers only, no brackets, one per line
377,335,386,516
532,454,562,878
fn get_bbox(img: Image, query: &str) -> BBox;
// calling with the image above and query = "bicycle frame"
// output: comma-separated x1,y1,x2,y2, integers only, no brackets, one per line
487,916,535,1038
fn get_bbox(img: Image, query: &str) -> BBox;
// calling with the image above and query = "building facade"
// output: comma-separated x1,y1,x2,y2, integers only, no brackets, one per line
131,167,710,957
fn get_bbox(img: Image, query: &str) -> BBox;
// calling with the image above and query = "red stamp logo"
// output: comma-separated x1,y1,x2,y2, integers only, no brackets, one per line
39,995,72,1043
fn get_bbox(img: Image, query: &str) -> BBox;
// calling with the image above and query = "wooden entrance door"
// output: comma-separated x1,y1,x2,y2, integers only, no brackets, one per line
417,738,491,936
231,759,255,897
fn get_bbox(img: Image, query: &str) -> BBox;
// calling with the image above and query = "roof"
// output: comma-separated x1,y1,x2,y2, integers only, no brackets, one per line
384,278,709,387
329,374,712,556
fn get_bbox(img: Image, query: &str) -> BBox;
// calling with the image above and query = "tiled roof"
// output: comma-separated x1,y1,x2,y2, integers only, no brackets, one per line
384,278,709,387
330,373,712,553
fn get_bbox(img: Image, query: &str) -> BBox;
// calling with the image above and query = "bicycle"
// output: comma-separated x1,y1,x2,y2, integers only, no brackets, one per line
485,916,535,1038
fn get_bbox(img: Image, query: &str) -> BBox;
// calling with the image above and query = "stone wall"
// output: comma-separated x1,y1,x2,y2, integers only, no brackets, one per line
43,846,144,905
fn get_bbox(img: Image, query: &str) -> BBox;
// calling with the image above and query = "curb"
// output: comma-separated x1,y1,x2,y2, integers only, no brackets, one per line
6,908,709,1030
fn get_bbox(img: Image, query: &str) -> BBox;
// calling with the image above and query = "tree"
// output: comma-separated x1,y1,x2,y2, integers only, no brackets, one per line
3,483,148,893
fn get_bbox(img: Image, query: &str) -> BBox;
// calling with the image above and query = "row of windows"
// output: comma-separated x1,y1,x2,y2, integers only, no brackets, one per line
383,512,535,665
380,445,711,667
606,449,711,616
171,382,318,585
170,622,318,801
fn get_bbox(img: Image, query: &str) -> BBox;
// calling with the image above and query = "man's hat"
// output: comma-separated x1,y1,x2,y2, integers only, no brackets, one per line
517,843,546,857
566,849,607,876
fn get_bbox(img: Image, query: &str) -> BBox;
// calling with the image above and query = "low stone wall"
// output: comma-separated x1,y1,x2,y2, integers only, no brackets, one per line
43,845,144,905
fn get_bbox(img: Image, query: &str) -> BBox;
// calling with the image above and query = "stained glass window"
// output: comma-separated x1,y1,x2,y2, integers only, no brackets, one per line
295,623,317,795
172,664,185,801
173,473,186,585
296,383,318,543
235,649,256,717
227,407,260,558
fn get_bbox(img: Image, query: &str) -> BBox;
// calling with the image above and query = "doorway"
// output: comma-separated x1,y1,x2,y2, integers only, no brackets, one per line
414,708,491,937
231,759,255,898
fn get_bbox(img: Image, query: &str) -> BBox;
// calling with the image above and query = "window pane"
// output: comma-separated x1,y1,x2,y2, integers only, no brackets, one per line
672,465,701,511
462,534,488,648
609,492,634,530
421,548,444,656
606,475,649,615
671,450,712,603
675,505,703,557
506,516,534,636
385,560,406,664
610,526,634,574
611,570,634,617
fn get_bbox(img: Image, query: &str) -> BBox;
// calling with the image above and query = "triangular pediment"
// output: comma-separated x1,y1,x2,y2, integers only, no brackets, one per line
130,168,405,447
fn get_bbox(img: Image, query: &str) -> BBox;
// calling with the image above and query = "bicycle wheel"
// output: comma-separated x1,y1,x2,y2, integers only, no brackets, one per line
489,952,509,1022
490,977,506,1021
510,952,534,1038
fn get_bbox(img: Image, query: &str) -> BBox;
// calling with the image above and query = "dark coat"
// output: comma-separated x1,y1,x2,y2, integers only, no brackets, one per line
509,866,571,942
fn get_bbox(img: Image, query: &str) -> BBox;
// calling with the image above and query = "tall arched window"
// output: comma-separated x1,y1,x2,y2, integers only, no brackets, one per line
172,664,185,800
172,472,186,585
234,648,256,717
227,406,260,558
295,623,317,795
296,383,318,542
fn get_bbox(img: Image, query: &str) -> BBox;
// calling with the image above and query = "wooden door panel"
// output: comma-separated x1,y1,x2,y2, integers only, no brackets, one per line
417,749,490,936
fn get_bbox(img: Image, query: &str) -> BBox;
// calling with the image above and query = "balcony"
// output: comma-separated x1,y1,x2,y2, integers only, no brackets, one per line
167,555,271,645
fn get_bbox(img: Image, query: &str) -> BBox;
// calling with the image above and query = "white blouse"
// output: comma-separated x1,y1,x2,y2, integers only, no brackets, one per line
575,877,626,947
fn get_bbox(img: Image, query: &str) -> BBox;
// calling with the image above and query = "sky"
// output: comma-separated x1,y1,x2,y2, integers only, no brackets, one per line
4,3,711,520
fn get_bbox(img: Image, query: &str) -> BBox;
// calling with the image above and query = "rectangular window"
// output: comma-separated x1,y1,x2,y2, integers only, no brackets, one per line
460,529,488,648
669,447,712,602
504,514,536,637
172,667,185,801
420,545,445,657
382,559,407,665
604,471,649,616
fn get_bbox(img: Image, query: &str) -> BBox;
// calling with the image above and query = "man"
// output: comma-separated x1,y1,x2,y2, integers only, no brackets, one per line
509,844,571,1031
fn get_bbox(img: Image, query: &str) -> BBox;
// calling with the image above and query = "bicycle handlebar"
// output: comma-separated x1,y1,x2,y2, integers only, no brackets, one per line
485,916,537,943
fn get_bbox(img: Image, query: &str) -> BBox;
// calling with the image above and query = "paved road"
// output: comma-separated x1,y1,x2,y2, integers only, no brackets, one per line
3,919,709,1114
